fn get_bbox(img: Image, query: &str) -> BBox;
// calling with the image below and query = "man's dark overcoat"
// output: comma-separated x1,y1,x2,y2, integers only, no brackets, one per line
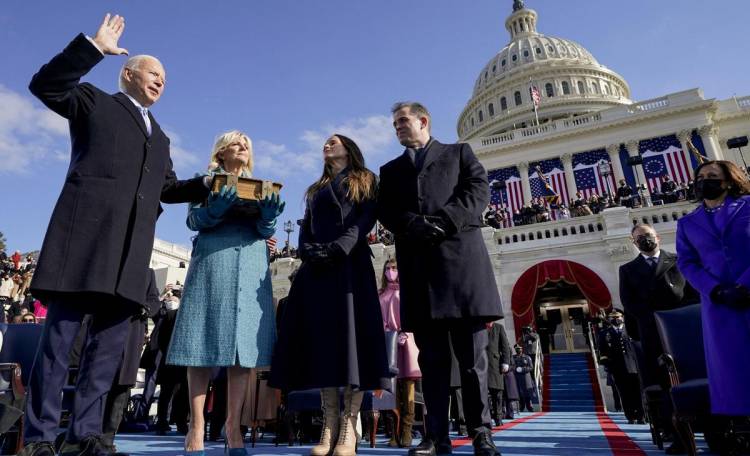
618,250,697,385
487,323,512,391
28,34,207,308
377,140,502,331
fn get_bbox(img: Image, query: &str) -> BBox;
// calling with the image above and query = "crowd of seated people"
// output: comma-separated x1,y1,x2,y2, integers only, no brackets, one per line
484,178,697,229
0,249,43,325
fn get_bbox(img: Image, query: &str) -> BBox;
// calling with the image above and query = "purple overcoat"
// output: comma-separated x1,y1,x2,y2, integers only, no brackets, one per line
676,195,750,415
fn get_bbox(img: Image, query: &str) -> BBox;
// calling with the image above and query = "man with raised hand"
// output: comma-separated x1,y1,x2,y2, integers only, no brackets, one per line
20,14,209,456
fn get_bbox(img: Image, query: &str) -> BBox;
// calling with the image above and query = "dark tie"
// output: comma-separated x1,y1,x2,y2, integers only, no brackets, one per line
648,257,658,269
406,147,425,170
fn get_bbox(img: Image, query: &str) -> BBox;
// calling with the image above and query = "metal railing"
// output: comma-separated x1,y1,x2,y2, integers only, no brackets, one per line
532,338,544,410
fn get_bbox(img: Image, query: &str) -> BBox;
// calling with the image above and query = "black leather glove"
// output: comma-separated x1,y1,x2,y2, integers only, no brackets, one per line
711,284,750,308
407,215,447,244
302,242,344,266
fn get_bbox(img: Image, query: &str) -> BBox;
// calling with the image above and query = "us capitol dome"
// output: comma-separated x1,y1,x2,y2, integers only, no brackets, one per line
458,0,632,141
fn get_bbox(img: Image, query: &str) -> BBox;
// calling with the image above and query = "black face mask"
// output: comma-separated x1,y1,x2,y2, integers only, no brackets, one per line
695,178,726,200
636,236,657,253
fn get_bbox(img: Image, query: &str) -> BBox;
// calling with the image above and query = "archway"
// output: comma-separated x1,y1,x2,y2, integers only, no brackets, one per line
510,260,612,336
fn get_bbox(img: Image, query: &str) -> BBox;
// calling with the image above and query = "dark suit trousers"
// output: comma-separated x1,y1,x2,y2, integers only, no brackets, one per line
24,295,131,443
414,320,491,440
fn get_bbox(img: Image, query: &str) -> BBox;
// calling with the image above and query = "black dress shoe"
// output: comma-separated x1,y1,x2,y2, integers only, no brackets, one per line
17,441,56,456
664,441,687,455
408,437,453,456
472,431,501,456
636,419,646,425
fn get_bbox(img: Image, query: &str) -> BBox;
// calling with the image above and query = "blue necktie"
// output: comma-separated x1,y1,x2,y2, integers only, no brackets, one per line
140,107,152,136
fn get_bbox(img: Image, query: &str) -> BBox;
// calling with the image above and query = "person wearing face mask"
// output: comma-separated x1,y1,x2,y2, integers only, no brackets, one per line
270,134,391,456
616,179,634,208
676,160,750,419
378,258,421,448
619,223,697,452
597,311,643,424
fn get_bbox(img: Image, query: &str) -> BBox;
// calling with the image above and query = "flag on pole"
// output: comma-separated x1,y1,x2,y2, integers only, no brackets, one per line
529,85,541,109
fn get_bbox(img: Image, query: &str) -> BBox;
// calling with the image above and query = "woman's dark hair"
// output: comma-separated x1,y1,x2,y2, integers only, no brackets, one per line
379,258,398,293
694,160,750,199
305,134,376,204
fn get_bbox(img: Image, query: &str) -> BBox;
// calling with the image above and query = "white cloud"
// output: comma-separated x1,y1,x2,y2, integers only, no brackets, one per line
0,84,68,173
0,85,203,175
161,128,202,173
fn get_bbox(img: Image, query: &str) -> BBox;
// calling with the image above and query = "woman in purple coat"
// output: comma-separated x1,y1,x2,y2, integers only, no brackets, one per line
675,160,750,416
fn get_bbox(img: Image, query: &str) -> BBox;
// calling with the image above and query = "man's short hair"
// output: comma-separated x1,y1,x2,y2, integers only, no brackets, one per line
391,101,431,128
118,55,162,92
631,223,656,236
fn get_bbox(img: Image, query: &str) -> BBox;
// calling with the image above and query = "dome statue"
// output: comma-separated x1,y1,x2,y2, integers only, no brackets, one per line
457,1,633,141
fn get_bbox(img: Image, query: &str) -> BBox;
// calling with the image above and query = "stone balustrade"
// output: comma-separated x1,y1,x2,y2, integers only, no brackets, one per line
474,89,705,151
494,201,696,251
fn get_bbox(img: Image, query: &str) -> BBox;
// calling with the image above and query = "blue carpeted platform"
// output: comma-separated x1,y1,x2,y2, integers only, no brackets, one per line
108,353,717,455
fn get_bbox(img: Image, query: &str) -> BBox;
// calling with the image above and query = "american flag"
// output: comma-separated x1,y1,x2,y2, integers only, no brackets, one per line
529,85,541,109
488,166,524,227
266,237,278,255
573,149,617,199
640,135,691,193
529,159,569,219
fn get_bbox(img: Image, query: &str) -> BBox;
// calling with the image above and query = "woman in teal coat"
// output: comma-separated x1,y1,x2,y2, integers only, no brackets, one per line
167,130,284,455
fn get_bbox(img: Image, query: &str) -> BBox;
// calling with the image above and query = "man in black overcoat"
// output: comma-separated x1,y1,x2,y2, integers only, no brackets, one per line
100,269,162,454
597,311,644,424
486,322,511,426
378,101,503,456
618,224,697,451
21,15,208,456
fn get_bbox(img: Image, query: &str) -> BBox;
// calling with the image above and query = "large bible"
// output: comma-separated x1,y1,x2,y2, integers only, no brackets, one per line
210,174,283,217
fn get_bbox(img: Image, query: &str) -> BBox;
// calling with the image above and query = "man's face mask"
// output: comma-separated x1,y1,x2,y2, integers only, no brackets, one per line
635,234,657,253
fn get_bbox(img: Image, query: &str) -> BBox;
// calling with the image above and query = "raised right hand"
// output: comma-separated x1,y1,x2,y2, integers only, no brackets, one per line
93,13,129,55
207,185,238,219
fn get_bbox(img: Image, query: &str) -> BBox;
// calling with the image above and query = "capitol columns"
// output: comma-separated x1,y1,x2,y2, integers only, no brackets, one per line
560,153,578,201
698,125,724,161
605,144,626,184
676,130,695,179
517,161,533,204
625,140,651,199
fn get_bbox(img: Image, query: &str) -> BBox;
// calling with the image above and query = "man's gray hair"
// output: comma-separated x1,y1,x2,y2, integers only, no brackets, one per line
391,101,431,127
118,55,161,92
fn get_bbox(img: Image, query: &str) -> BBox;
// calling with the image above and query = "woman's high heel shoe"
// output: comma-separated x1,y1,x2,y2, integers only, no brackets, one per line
224,441,248,455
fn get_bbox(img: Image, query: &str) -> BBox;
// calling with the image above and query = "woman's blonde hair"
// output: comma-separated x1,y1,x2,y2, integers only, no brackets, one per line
208,130,253,176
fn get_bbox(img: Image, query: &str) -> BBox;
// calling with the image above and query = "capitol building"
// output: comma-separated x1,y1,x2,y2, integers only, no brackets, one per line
155,0,750,349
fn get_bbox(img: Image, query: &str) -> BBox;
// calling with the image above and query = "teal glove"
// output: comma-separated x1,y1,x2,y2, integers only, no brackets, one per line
259,193,285,221
207,185,238,219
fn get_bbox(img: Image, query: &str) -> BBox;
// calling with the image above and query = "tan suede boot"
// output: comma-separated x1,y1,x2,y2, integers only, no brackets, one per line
333,387,363,456
399,379,416,447
310,388,340,456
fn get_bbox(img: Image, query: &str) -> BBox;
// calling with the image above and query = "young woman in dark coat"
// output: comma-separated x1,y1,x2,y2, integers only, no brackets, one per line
270,134,390,456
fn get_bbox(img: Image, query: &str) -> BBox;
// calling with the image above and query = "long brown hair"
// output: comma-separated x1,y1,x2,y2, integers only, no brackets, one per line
305,134,376,203
379,258,398,293
694,160,750,198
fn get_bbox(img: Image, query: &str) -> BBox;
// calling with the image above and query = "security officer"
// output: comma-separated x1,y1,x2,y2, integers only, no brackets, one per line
512,345,534,412
520,326,538,373
597,311,644,424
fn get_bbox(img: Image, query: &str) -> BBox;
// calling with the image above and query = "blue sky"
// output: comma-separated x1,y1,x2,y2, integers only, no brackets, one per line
2,0,748,253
